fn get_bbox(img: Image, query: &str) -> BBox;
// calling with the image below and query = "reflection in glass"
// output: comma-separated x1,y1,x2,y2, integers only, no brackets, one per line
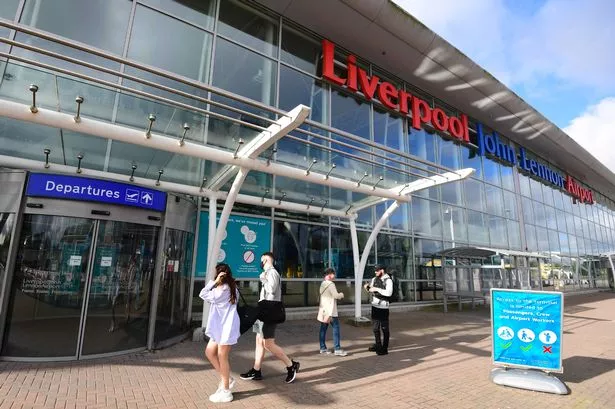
81,220,158,356
281,24,321,75
218,0,278,57
0,117,64,166
330,227,372,279
212,37,276,106
141,0,215,29
467,210,488,245
443,206,467,244
464,179,485,212
411,197,442,238
2,215,94,357
489,216,508,248
273,221,328,279
485,185,504,217
483,158,501,186
525,224,537,252
155,228,193,344
500,164,515,191
0,213,16,303
460,145,482,179
377,233,413,283
128,5,212,82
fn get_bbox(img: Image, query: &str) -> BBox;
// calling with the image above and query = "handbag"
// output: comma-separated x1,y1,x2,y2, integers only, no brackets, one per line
237,290,260,335
258,299,286,324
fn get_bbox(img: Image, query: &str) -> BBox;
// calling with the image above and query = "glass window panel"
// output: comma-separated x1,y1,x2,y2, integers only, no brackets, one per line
508,219,521,249
536,226,549,252
331,89,370,139
0,213,16,300
563,192,573,213
218,0,278,57
273,221,328,279
483,158,501,186
569,234,578,256
331,227,373,279
0,117,64,165
443,206,467,244
278,66,326,122
559,232,570,254
376,201,410,232
485,185,504,217
543,185,555,207
467,210,488,245
374,108,404,152
411,198,442,238
281,24,321,75
525,224,537,252
545,206,557,230
437,137,461,170
0,0,19,19
519,174,531,197
489,215,508,248
140,0,215,29
533,201,547,228
502,190,517,220
409,127,435,163
21,0,130,54
441,182,464,206
377,234,414,281
521,198,534,225
464,179,485,212
566,212,575,235
212,37,276,106
553,189,564,210
529,178,544,203
500,164,515,191
61,131,108,171
556,209,567,233
548,229,560,253
460,145,482,179
128,5,212,81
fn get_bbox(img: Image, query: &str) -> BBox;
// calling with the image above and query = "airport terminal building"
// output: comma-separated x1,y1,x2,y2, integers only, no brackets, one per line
0,0,614,361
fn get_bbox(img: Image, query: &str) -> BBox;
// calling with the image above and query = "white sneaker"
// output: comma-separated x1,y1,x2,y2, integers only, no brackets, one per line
334,349,348,356
319,349,331,354
209,389,233,403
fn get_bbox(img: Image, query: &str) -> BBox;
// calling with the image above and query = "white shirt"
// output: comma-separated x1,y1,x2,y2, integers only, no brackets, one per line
200,280,240,345
259,266,281,301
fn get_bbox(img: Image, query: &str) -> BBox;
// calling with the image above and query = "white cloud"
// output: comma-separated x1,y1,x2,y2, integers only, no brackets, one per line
564,97,615,172
394,0,615,91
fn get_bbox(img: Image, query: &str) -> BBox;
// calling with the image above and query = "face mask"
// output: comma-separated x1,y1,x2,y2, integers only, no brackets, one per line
260,261,265,269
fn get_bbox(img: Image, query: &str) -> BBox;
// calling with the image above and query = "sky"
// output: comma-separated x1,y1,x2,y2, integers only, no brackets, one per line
394,0,615,171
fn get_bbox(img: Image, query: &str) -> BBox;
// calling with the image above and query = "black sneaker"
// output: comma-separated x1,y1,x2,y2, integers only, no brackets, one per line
285,360,300,384
368,344,379,352
239,368,262,380
376,348,388,356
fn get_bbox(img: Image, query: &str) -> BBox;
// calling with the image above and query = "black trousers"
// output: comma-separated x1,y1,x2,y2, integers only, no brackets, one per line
371,306,390,349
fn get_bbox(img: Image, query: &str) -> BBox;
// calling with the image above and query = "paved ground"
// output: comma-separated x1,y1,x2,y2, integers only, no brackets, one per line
1,291,614,409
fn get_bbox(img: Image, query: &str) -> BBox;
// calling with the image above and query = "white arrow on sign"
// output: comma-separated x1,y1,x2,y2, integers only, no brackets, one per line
141,192,153,205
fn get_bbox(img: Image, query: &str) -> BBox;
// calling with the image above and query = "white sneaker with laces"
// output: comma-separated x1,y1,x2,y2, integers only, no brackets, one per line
334,349,348,356
209,389,233,403
319,349,331,354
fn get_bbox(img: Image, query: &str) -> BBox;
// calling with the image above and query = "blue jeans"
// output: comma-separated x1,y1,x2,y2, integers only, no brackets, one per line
319,317,341,351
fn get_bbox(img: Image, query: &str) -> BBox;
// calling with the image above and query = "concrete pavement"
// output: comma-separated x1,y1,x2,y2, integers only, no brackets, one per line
1,291,614,409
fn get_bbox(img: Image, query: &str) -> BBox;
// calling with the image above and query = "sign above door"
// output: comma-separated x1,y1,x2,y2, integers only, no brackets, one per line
26,173,167,212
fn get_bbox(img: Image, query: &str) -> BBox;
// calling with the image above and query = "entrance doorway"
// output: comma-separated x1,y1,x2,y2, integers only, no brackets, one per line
1,202,160,359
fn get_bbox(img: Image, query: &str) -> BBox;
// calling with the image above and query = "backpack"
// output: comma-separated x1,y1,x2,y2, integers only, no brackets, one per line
388,274,400,303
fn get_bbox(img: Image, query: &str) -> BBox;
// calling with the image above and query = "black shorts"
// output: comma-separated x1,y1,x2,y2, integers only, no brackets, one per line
253,320,277,339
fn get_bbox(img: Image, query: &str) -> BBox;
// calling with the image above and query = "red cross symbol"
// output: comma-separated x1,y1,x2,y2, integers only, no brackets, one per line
543,346,553,354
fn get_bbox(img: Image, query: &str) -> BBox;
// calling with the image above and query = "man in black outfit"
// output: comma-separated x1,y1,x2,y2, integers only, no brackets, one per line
364,264,393,355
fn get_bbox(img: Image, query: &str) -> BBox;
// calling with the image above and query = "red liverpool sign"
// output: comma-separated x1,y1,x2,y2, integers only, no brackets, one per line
321,39,469,143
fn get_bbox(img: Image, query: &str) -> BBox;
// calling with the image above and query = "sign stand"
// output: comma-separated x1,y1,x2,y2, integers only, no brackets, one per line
490,368,567,395
490,289,568,395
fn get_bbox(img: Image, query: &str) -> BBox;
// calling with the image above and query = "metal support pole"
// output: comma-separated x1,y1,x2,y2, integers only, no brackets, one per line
201,197,218,328
349,216,362,319
201,168,248,327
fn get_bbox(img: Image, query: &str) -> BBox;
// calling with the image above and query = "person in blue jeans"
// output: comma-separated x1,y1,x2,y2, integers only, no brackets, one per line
317,268,348,356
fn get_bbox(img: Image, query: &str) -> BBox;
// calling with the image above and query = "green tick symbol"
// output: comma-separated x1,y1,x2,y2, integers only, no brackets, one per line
520,344,533,352
500,341,512,349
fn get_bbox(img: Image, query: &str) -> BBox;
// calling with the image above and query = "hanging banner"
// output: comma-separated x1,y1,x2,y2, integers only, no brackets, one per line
195,212,271,279
491,289,563,372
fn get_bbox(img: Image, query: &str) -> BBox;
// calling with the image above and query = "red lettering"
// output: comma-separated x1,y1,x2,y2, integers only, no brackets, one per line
565,175,574,193
432,108,449,132
321,39,345,86
461,114,470,142
411,98,431,130
399,90,412,115
449,116,464,139
346,55,358,92
378,82,398,110
358,68,379,100
587,191,594,204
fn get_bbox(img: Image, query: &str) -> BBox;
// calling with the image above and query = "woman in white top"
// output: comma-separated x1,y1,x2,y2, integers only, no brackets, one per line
199,263,240,403
317,268,348,356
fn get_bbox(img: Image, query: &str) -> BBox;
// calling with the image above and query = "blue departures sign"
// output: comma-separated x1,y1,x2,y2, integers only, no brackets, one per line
26,173,167,212
491,289,563,372
195,212,272,279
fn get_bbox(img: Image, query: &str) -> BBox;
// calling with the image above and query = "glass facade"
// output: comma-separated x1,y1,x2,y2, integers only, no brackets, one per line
0,0,614,313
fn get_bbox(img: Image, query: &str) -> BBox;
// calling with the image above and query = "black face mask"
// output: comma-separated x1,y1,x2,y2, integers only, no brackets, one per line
260,261,265,269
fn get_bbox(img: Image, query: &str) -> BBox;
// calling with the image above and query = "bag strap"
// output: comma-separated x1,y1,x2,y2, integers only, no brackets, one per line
237,288,249,306
318,283,333,302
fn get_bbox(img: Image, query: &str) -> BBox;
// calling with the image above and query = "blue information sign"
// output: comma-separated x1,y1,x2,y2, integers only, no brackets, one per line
195,212,271,279
26,173,167,212
491,289,563,372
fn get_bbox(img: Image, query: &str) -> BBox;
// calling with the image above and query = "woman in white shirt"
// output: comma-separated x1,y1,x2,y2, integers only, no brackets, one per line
317,268,348,356
199,263,240,403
